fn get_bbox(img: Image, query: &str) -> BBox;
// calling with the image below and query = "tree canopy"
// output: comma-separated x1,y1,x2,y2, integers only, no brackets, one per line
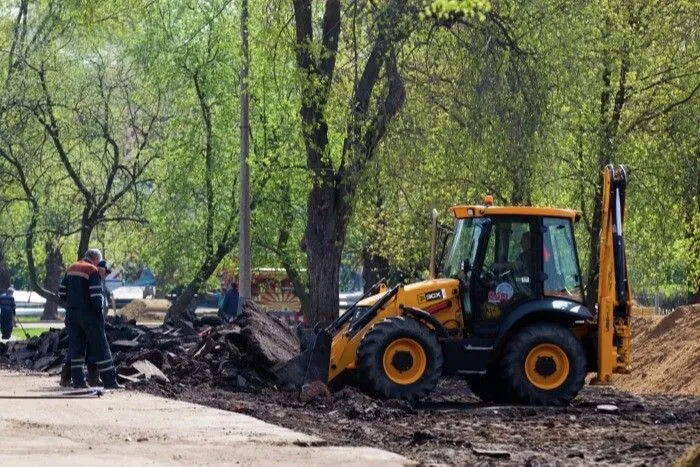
1,0,697,323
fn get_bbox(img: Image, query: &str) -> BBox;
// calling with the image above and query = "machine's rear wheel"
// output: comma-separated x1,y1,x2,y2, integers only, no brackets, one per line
500,323,586,405
357,317,442,400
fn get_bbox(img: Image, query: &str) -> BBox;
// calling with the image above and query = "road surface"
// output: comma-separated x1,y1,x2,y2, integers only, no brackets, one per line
0,371,410,466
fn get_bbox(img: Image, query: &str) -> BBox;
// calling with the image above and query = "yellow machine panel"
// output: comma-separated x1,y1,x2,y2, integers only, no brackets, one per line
328,278,461,381
593,166,632,383
449,205,580,221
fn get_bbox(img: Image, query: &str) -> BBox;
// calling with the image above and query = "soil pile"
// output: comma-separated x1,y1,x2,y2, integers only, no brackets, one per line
117,299,171,321
616,304,700,395
0,300,299,391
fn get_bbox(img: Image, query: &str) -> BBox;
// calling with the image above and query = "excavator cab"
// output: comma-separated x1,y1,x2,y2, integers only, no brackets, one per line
444,211,585,339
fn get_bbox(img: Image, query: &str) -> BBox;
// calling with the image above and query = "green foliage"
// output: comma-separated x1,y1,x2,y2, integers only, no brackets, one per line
12,327,50,340
420,0,491,21
0,0,697,303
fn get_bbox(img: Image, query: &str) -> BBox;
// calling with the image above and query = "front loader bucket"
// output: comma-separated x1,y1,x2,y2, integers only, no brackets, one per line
272,328,332,387
272,280,390,388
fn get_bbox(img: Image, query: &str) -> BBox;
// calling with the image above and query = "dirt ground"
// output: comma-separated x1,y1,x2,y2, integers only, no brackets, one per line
4,303,698,465
140,377,700,466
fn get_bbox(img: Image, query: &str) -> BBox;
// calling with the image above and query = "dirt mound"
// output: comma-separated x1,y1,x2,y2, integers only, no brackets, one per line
615,304,700,395
118,299,171,321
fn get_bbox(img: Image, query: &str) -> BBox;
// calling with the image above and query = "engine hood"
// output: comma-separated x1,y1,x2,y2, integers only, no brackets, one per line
356,278,460,308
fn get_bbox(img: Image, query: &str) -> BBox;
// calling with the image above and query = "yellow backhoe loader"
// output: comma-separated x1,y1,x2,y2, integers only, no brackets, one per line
275,165,632,405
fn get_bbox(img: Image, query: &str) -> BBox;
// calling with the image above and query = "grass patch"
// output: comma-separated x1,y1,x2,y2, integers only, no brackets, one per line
11,327,51,340
15,315,63,323
16,315,42,323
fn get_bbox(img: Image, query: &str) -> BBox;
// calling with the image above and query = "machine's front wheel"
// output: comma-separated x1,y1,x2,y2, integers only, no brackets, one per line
501,323,586,405
357,317,443,400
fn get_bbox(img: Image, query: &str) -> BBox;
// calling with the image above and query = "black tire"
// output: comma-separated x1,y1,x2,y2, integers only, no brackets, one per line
356,316,443,400
500,323,587,406
466,366,513,404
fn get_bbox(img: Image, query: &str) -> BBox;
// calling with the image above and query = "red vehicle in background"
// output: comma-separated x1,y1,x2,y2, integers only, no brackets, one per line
220,268,302,323
218,267,364,324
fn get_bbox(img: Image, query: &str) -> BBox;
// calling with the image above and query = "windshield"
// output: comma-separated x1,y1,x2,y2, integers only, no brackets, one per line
442,218,488,278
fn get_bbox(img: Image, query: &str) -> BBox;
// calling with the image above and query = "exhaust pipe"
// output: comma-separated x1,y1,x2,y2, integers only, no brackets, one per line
429,208,438,279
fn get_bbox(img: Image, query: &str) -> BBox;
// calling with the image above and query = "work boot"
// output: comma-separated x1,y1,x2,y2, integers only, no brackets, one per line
59,363,71,387
73,381,89,389
87,364,101,387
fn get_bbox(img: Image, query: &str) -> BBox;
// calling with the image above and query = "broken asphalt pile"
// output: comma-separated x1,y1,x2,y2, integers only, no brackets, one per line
0,301,300,392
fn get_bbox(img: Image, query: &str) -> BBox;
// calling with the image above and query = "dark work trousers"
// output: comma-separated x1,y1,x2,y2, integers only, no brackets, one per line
67,307,117,386
0,309,12,339
61,316,99,384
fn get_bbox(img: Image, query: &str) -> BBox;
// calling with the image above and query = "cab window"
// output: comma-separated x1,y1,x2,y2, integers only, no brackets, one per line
543,218,583,302
479,220,536,310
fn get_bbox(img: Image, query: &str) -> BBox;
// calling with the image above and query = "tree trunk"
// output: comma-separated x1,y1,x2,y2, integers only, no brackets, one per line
293,0,408,326
305,243,342,326
77,222,94,260
585,48,627,311
0,246,10,292
511,165,531,206
304,195,345,326
41,240,63,320
166,281,200,322
25,207,62,304
165,241,235,322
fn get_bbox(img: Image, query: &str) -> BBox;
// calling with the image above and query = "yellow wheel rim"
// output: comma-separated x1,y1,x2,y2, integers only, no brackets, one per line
524,343,570,390
382,338,427,385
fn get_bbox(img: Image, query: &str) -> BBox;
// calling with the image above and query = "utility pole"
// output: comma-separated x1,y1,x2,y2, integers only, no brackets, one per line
238,0,251,313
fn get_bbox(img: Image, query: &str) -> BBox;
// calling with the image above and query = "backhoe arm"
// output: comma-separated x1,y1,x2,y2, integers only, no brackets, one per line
595,165,632,383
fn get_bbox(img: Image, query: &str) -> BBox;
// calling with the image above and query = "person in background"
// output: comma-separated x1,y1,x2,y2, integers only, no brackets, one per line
0,287,16,340
60,249,122,389
218,282,240,323
216,285,226,310
514,231,537,281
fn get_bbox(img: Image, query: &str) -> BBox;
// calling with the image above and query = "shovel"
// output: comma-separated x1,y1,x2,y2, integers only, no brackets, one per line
14,315,31,339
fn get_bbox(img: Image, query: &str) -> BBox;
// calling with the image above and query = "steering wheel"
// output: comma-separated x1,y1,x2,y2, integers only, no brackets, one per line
500,269,524,296
479,266,497,285
497,268,513,279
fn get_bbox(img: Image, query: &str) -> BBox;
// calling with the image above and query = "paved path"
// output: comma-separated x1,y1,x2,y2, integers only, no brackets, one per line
0,371,410,466
14,321,166,329
12,322,64,329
